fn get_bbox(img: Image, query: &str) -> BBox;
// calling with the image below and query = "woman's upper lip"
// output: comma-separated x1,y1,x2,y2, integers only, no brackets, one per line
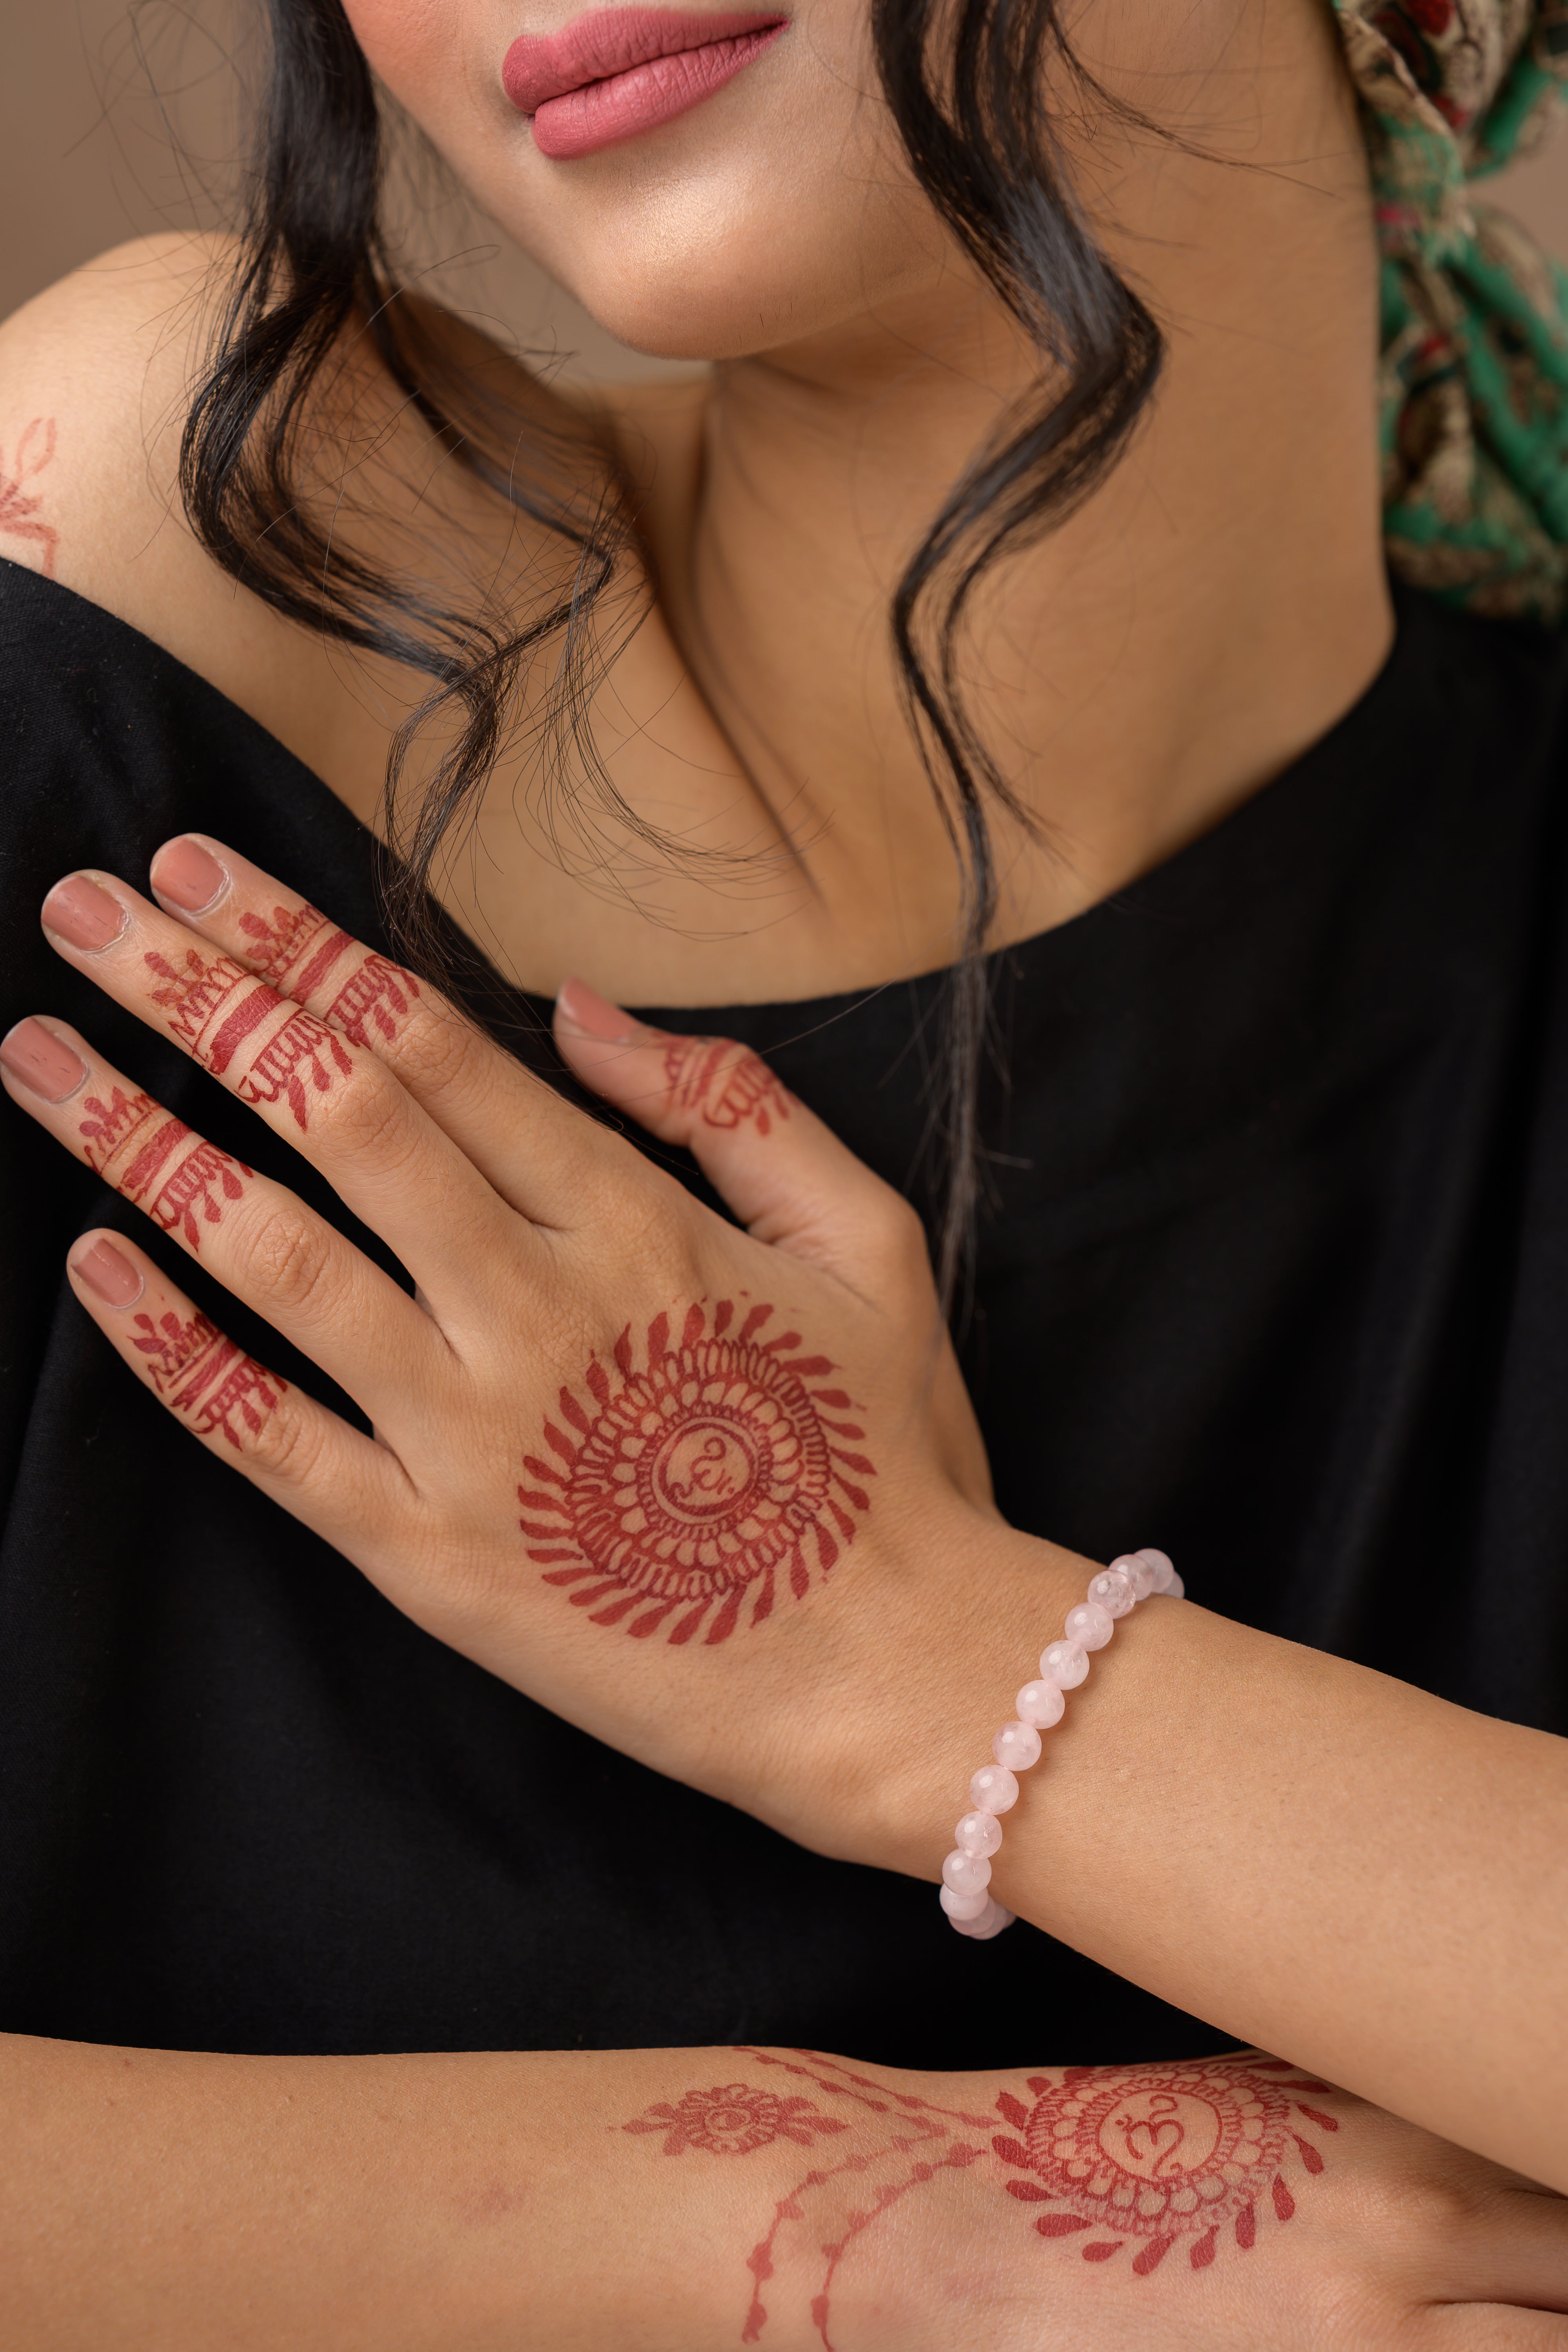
502,7,787,113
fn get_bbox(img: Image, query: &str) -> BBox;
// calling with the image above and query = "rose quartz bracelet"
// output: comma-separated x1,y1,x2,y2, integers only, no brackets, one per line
941,1548,1183,1939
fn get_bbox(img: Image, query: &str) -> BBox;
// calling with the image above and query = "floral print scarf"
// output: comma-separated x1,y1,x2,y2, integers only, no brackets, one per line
1332,0,1568,617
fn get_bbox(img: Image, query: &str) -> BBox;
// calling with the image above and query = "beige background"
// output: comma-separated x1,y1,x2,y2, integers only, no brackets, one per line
2,0,1565,376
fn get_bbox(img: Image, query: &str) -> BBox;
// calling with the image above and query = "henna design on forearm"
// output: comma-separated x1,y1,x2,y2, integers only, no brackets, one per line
662,1037,791,1136
131,1306,287,1448
519,1299,874,1645
79,1088,251,1249
621,2052,1337,2345
147,945,352,1129
0,418,58,575
238,903,421,1048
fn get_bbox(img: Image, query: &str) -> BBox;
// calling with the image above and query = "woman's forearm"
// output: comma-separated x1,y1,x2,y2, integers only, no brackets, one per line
868,1526,1568,2192
0,2034,789,2350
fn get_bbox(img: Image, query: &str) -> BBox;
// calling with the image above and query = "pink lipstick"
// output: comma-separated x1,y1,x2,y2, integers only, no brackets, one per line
503,8,787,160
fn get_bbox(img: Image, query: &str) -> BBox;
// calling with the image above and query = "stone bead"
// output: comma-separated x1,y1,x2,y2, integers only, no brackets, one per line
942,1846,993,1896
1088,1566,1136,1618
950,1895,1016,1939
1065,1599,1115,1651
1166,1569,1185,1597
969,1763,1020,1815
1039,1639,1089,1689
954,1809,1004,1857
1137,1547,1176,1593
1111,1551,1158,1601
940,1880,990,1921
994,1719,1043,1773
1015,1679,1066,1730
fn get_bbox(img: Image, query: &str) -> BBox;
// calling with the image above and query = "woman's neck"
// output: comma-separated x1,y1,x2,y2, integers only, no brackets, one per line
635,0,1391,982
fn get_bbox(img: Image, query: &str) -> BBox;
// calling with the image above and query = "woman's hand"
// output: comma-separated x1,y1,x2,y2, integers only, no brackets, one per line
0,835,1045,1866
637,2050,1568,2350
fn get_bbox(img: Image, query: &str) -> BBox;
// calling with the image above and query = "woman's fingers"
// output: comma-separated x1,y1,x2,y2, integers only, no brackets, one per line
36,870,520,1307
62,1225,401,1554
0,1015,444,1433
553,980,929,1292
146,835,605,1225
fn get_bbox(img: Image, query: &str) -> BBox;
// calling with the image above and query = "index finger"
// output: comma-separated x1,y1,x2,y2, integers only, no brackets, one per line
147,833,606,1224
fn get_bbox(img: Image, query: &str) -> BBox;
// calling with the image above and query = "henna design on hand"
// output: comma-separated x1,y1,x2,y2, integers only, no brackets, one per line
147,946,352,1129
519,1299,874,1645
238,903,421,1048
623,2084,849,2158
622,2052,1337,2345
131,1306,287,1448
79,1088,251,1249
662,1038,791,1136
0,418,58,576
990,2055,1337,2273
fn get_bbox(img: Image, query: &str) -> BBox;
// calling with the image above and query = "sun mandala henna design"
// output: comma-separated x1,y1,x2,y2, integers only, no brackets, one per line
990,2058,1338,2274
520,1299,874,1646
624,2084,850,2158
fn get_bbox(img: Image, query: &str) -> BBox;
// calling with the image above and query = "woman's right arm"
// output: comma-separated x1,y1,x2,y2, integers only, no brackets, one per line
5,2034,1566,2348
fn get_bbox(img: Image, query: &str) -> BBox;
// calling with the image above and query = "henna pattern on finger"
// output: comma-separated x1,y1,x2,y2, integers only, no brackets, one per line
0,418,58,575
238,903,421,1048
989,2057,1338,2272
131,1307,287,1448
78,1088,252,1249
621,2052,1338,2346
662,1037,791,1137
520,1299,874,1645
147,945,352,1129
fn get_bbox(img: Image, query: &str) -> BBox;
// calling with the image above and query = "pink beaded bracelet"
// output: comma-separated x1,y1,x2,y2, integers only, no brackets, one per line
940,1548,1184,1939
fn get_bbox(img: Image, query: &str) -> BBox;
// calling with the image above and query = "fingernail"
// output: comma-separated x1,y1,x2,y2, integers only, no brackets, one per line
70,1239,144,1309
41,875,127,953
0,1017,88,1102
557,977,641,1044
151,836,228,915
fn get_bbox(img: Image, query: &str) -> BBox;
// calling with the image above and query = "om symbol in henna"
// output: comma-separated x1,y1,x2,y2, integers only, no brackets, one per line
991,2057,1338,2274
519,1298,874,1645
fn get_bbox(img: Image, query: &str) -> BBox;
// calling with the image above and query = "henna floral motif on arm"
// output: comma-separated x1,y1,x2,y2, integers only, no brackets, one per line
0,418,59,576
147,945,353,1130
519,1299,875,1645
662,1037,792,1137
79,1088,252,1249
621,2052,1338,2347
130,1305,287,1448
237,903,421,1048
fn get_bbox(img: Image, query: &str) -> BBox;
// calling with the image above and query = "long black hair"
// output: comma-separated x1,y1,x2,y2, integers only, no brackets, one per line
180,0,1162,1311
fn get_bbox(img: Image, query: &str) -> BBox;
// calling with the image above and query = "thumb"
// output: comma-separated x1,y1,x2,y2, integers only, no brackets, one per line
554,978,922,1280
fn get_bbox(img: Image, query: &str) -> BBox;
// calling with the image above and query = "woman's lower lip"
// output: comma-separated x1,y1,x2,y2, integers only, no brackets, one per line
518,24,784,160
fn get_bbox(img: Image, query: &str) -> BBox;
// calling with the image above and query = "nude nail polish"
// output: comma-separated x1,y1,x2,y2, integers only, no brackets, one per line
151,837,228,914
41,875,127,952
70,1240,144,1309
557,977,641,1043
0,1017,88,1102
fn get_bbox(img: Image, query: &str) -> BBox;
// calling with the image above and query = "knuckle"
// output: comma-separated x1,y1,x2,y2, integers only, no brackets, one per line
245,1394,322,1483
242,1205,341,1320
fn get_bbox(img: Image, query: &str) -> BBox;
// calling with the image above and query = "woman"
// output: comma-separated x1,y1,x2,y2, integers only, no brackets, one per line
0,0,1566,2336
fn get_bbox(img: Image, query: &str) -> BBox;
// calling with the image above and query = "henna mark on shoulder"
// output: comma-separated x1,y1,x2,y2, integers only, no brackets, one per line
662,1037,791,1137
0,418,59,576
520,1299,875,1645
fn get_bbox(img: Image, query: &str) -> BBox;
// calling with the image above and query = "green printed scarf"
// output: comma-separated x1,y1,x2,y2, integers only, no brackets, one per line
1332,0,1568,619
